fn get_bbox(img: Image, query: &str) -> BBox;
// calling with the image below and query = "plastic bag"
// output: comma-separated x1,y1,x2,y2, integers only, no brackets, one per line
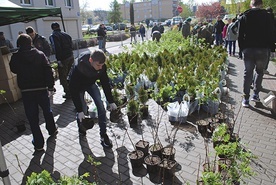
167,102,180,122
167,99,189,123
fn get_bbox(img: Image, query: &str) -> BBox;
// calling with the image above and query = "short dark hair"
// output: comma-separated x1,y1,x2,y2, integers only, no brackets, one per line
251,0,263,7
266,7,273,13
25,26,34,34
91,50,106,64
51,22,60,30
17,34,32,47
0,32,4,36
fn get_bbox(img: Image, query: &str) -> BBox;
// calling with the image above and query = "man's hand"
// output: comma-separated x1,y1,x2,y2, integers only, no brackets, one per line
48,88,56,97
109,103,117,111
77,112,86,122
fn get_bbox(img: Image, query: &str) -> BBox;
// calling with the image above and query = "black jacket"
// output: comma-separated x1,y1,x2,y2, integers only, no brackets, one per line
9,47,54,91
33,33,51,57
69,51,114,112
213,20,225,34
49,29,73,61
97,27,106,40
238,8,274,51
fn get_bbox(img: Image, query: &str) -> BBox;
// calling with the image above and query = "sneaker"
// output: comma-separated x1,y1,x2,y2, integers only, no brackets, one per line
101,134,113,148
251,95,260,102
242,99,249,108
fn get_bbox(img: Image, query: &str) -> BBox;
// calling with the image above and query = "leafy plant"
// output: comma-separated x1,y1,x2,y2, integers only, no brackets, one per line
127,99,139,116
26,155,101,185
26,170,55,185
111,88,124,107
201,171,223,185
138,87,148,106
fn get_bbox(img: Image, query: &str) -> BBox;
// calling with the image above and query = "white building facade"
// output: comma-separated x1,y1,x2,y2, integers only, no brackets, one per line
0,0,82,47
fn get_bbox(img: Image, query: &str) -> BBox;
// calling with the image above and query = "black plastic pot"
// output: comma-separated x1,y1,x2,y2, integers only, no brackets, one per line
128,150,144,168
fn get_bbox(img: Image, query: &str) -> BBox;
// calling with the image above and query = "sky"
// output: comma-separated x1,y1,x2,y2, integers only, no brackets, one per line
79,0,217,11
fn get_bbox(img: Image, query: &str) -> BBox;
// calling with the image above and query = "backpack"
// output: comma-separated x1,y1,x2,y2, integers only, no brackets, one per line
230,22,238,35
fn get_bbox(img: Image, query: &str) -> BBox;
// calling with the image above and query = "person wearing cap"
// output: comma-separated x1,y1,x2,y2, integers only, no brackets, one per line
49,22,74,99
181,17,192,39
25,26,51,57
238,0,274,107
0,31,14,50
9,34,57,153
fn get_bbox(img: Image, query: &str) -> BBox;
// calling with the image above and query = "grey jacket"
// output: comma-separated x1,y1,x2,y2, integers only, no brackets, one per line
226,23,238,41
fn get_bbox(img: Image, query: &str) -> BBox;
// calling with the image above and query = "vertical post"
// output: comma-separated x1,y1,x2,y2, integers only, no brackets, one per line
0,140,11,185
120,30,123,46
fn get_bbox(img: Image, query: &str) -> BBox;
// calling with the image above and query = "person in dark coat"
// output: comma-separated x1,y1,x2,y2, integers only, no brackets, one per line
182,17,192,38
213,15,225,45
25,26,51,57
49,22,74,99
238,0,274,107
69,50,117,148
138,24,146,41
151,23,161,42
0,31,14,50
9,34,57,153
129,24,137,44
97,24,108,52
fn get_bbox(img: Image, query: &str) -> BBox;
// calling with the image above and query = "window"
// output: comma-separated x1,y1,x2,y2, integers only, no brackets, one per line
45,0,54,6
20,0,31,5
65,0,72,7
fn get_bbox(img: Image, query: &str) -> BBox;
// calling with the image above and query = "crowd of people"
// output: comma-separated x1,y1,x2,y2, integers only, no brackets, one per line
177,0,275,108
4,22,118,153
1,0,275,153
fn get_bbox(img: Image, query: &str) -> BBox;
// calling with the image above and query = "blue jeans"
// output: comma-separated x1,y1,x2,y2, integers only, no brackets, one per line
215,33,223,45
98,39,103,50
228,40,236,55
79,84,107,136
243,48,269,99
22,90,56,149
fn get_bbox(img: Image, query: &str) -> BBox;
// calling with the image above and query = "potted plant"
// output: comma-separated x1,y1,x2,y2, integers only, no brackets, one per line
0,90,26,132
125,129,144,168
126,99,139,126
162,145,176,161
110,88,126,122
138,86,149,119
158,158,177,178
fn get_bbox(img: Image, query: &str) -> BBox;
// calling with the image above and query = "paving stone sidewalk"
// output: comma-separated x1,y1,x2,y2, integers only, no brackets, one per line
0,42,276,185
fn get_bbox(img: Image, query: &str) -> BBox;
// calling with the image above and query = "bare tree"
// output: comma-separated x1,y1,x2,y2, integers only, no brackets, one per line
79,0,94,24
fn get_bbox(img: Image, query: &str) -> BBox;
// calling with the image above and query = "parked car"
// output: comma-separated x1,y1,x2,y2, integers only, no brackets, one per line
113,23,126,30
171,16,183,26
82,24,91,35
105,26,113,31
89,24,100,33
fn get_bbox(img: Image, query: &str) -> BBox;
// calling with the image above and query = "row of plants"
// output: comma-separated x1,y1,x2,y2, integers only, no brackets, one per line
106,30,228,114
